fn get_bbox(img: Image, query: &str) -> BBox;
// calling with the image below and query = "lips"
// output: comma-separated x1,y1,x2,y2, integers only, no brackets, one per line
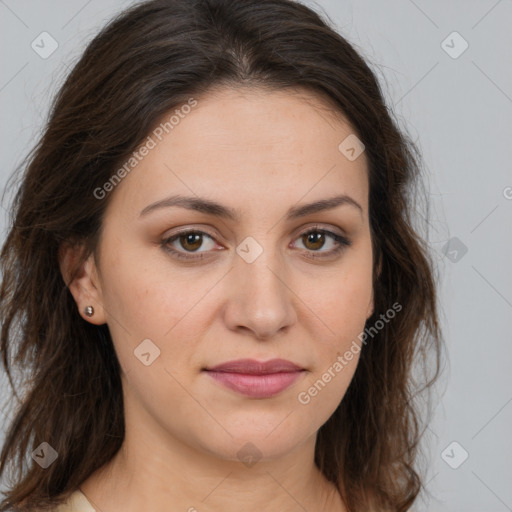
203,358,306,398
205,358,303,374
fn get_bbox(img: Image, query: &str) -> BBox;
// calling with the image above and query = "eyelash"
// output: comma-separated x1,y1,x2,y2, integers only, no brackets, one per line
161,226,351,262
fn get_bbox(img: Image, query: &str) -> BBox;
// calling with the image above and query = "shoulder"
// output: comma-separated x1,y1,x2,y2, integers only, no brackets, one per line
50,489,96,512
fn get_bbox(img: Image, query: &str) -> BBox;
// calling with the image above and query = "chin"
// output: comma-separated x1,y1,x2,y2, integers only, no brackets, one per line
191,417,317,465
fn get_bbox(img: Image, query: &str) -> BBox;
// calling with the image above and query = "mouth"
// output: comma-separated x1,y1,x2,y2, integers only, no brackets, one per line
202,358,306,399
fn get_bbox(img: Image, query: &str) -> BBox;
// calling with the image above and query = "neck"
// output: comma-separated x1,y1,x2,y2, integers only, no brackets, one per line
80,407,346,512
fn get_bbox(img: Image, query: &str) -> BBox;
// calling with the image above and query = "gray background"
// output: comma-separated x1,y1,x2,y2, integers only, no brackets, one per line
1,1,511,510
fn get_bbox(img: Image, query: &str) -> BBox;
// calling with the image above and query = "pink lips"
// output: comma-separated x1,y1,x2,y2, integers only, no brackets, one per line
203,358,305,398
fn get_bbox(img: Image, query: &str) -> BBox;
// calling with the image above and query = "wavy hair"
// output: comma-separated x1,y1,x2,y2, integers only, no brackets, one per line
0,0,443,510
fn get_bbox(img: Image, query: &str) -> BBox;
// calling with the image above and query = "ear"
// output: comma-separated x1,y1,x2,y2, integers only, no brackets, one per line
59,242,107,325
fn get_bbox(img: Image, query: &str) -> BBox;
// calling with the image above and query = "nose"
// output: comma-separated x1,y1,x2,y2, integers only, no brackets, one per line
222,249,297,340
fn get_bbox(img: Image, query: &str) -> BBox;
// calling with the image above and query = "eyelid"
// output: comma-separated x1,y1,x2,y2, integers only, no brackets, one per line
164,225,219,240
290,222,347,241
161,223,351,261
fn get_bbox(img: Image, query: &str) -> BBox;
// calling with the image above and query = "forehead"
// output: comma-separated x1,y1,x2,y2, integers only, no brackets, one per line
105,86,369,221
177,85,357,150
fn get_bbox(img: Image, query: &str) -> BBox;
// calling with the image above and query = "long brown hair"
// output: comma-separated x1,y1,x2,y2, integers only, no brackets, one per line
0,0,444,510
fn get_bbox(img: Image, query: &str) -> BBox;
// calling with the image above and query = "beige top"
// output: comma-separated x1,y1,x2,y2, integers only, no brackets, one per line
52,489,96,512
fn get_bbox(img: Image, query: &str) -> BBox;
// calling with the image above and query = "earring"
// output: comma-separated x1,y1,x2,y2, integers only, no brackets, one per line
84,306,94,317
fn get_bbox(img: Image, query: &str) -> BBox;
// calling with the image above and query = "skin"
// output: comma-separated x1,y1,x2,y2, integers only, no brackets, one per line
60,86,374,512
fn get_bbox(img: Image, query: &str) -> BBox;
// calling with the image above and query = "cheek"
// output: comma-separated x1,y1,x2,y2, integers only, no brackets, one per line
100,241,204,336
99,251,221,384
306,256,373,340
297,296,365,418
299,250,372,397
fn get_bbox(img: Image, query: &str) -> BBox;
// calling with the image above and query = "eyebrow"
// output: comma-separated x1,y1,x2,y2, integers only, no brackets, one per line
139,193,363,221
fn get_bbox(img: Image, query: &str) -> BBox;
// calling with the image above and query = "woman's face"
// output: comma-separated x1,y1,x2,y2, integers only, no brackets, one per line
76,86,374,463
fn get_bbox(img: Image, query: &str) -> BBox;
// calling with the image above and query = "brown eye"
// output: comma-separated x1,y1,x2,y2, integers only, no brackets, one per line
293,228,351,260
162,227,351,262
302,231,326,251
179,232,203,252
161,230,218,260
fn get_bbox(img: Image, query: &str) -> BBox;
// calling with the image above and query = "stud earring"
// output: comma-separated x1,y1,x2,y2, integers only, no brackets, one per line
84,306,94,317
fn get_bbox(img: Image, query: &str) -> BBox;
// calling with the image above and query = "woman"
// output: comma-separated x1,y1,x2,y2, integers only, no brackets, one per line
0,0,443,510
